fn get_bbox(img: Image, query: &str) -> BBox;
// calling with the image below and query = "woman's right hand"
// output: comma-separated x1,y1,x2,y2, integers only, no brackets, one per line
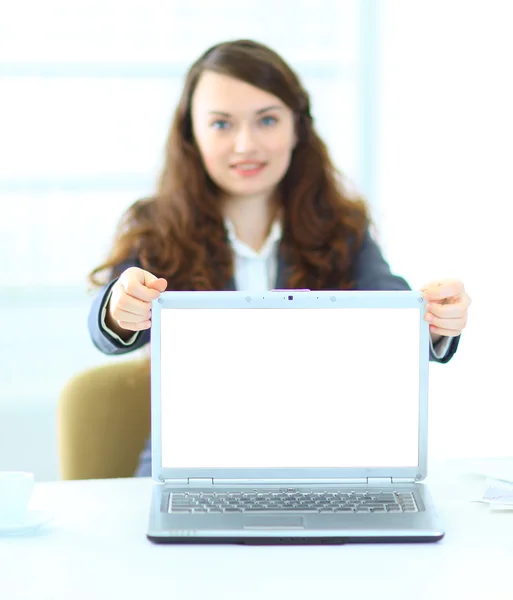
107,267,168,333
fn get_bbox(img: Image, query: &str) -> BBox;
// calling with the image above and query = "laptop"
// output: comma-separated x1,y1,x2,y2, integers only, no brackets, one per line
146,289,445,544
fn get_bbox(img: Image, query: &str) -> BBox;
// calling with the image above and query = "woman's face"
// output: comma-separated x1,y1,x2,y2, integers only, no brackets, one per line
191,71,297,200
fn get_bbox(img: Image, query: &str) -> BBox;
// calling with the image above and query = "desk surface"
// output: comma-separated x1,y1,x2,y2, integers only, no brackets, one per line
1,460,512,600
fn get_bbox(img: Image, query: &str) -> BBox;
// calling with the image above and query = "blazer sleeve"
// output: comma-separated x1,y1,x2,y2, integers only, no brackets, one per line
87,257,152,356
352,229,460,363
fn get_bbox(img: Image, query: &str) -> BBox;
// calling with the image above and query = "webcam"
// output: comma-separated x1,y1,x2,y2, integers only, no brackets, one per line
288,295,293,300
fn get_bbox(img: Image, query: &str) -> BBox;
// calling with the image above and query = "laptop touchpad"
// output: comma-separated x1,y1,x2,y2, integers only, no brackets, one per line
243,516,305,529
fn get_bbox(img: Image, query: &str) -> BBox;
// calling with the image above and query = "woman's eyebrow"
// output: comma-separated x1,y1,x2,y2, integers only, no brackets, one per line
256,105,284,114
208,105,284,117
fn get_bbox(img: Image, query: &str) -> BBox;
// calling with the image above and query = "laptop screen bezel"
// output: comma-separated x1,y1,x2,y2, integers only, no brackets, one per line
150,290,430,483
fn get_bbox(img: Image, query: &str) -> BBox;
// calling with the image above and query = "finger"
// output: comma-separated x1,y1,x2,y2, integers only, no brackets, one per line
116,293,152,316
117,320,152,332
111,307,151,324
121,278,161,303
420,280,442,292
429,325,459,337
420,278,458,291
138,269,159,287
423,281,464,302
147,278,168,293
426,302,466,319
425,313,466,332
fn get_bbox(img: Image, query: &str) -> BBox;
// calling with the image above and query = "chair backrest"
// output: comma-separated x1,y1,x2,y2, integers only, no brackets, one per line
57,359,151,479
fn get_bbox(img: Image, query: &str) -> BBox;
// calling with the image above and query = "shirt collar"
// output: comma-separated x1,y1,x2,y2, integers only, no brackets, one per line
225,218,282,259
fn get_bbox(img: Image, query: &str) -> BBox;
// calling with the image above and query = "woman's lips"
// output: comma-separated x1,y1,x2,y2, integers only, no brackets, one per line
231,162,267,177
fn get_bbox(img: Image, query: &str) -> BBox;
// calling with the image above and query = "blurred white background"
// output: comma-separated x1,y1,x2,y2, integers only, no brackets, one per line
0,0,511,480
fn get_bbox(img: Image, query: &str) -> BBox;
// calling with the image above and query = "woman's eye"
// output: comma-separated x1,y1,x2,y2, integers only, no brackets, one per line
260,116,277,126
212,120,231,130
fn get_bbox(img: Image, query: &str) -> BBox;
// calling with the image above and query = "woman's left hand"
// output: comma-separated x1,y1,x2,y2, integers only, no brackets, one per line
420,279,471,343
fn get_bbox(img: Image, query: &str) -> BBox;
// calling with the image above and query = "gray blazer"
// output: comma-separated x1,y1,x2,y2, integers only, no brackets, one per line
88,229,460,363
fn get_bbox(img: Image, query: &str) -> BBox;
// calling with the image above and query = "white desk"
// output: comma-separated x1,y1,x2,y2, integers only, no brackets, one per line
1,460,512,600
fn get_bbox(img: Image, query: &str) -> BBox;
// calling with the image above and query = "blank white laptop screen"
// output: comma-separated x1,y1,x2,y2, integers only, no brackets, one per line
160,307,420,469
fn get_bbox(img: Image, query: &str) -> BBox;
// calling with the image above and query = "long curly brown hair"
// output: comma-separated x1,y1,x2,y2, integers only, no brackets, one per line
89,39,371,291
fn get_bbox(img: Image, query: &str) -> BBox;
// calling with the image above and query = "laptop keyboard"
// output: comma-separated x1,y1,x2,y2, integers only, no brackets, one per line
168,489,419,514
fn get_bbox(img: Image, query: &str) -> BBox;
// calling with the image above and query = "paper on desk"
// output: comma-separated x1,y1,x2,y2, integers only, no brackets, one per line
479,479,513,511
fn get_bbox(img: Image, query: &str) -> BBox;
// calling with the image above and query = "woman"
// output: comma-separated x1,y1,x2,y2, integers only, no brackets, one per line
88,39,471,476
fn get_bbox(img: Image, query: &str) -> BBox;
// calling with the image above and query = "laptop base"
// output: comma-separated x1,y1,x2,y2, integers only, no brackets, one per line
147,533,444,545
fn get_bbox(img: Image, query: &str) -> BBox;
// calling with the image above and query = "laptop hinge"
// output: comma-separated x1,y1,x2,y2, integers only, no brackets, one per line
213,478,368,486
162,477,415,486
367,477,416,485
161,478,214,486
187,478,214,487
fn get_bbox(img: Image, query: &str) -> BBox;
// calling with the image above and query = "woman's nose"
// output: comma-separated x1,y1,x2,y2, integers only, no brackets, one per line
234,124,257,153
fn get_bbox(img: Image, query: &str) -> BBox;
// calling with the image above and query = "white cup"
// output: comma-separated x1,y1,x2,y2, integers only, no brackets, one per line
0,471,34,524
